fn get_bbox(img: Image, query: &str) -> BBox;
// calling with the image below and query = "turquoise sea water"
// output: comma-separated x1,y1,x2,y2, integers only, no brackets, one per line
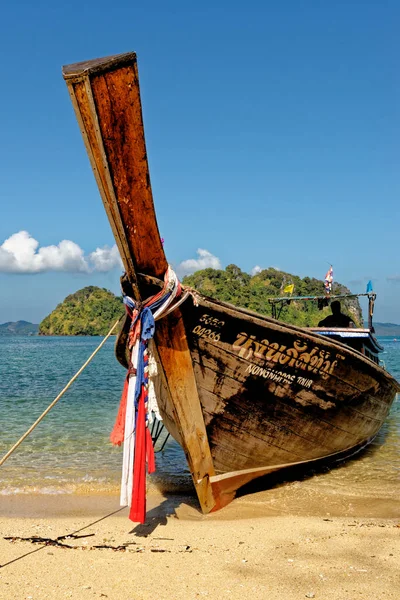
0,336,190,496
0,336,399,501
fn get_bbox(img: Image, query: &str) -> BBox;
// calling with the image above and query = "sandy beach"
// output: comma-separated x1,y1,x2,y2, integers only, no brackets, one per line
1,489,399,600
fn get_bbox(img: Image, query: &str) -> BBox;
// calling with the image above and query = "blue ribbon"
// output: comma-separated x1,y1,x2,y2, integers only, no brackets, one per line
134,307,155,406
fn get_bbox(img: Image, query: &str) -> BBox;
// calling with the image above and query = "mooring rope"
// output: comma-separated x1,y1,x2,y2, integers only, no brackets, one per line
0,315,124,468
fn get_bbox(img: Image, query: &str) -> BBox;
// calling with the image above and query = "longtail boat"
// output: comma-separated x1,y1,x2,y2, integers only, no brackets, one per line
62,52,400,515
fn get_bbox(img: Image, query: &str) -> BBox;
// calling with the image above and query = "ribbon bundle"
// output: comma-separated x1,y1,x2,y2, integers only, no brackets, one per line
110,267,182,523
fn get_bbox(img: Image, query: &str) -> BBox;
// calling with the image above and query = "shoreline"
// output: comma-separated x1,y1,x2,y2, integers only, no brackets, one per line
1,471,400,520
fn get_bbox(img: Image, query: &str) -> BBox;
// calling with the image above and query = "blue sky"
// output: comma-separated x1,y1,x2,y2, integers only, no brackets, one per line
0,1,399,324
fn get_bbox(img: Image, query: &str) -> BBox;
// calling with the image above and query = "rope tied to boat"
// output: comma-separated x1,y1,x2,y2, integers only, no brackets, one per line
110,265,194,523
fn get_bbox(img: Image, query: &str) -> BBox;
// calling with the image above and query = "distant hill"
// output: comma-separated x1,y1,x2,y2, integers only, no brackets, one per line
39,286,124,336
183,264,363,327
0,320,39,336
374,322,400,336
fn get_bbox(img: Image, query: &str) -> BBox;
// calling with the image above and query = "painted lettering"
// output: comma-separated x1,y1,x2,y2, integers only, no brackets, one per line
192,324,221,342
199,314,225,328
232,332,345,378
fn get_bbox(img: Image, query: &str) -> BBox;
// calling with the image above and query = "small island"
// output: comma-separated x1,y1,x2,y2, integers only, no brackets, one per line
0,320,39,336
39,286,124,336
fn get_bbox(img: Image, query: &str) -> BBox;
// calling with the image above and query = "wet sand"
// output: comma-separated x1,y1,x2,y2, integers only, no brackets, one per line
1,489,399,600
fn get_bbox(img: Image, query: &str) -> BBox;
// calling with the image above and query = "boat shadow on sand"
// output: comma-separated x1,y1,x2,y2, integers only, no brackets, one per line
129,496,197,536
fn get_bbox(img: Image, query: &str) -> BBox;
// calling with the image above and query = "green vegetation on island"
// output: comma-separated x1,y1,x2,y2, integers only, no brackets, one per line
0,320,39,336
39,286,124,336
183,264,363,327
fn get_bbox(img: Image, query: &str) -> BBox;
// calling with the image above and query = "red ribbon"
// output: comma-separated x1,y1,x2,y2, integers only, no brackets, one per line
129,386,155,523
109,375,129,446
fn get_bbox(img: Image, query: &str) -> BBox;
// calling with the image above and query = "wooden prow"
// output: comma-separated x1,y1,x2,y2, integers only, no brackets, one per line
62,52,216,513
63,52,167,295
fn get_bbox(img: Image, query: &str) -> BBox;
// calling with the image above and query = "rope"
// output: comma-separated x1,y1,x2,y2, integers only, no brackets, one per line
0,315,124,468
156,287,199,319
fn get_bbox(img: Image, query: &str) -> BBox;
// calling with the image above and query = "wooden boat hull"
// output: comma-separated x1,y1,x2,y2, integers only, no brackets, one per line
62,52,399,514
154,294,398,508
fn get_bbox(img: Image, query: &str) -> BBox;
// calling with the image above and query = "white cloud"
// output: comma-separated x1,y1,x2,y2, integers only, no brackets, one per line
251,265,262,275
177,248,222,277
89,244,123,272
250,266,280,275
0,231,123,274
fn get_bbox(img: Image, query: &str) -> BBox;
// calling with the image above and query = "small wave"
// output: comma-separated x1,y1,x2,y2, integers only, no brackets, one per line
0,486,74,496
81,474,107,483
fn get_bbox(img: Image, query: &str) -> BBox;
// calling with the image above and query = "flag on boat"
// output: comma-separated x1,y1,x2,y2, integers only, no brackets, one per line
366,280,373,293
324,266,333,294
283,283,294,295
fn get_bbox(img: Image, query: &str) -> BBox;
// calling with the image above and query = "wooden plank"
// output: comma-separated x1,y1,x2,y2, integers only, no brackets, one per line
63,54,166,284
155,313,216,511
209,433,376,495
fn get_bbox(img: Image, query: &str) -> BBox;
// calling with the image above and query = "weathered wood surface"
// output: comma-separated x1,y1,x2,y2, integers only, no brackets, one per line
63,53,166,286
155,314,216,511
181,297,398,485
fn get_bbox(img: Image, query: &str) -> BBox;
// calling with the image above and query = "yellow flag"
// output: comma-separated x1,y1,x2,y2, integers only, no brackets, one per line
283,283,294,295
